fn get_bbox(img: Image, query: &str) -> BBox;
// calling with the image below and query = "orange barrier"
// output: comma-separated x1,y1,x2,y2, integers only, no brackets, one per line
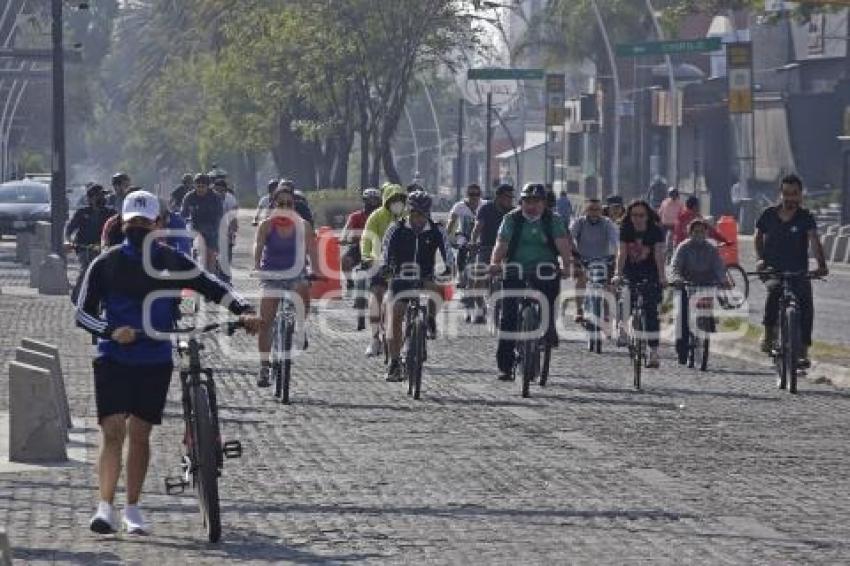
311,226,342,299
716,215,739,266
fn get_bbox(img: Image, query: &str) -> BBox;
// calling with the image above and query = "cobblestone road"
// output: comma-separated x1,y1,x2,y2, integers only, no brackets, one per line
1,234,849,564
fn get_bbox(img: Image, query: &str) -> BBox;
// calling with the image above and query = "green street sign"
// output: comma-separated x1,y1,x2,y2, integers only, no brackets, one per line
615,37,722,58
467,68,545,81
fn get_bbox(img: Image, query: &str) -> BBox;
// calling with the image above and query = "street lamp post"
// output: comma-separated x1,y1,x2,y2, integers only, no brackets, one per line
645,0,678,189
50,0,68,256
590,0,621,196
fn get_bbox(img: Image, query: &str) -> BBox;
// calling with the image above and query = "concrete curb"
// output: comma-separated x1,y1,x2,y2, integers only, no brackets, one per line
718,341,850,390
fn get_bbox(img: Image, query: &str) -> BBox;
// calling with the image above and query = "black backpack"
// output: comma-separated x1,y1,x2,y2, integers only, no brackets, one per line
505,209,559,262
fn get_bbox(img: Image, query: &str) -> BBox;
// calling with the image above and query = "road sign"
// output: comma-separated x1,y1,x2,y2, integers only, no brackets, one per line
545,73,566,126
727,42,753,114
467,68,545,81
615,37,722,58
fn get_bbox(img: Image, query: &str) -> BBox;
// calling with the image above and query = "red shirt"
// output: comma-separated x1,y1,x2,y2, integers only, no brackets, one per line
345,210,369,243
673,209,727,246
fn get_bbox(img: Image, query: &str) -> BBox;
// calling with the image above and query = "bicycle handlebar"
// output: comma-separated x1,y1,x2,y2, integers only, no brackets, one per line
746,270,823,281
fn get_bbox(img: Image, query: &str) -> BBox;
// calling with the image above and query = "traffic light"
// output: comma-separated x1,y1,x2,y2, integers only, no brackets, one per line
580,93,599,123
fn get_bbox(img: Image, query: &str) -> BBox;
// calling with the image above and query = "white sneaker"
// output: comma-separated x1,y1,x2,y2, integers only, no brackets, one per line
122,504,150,535
89,501,119,534
365,336,382,357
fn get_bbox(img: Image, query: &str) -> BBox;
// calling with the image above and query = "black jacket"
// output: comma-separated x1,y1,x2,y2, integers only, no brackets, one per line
65,206,116,246
383,219,452,279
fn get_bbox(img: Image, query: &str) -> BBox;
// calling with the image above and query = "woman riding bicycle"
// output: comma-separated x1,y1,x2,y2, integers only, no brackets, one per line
613,200,667,369
254,185,320,388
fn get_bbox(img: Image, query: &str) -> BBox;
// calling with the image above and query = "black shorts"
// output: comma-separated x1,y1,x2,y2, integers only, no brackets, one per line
93,357,174,425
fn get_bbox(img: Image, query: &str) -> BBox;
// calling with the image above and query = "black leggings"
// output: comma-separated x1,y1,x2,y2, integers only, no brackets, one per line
623,281,661,348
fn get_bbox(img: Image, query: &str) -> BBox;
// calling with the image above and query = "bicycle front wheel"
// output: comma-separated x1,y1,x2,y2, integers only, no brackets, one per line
282,322,294,404
721,264,749,309
519,306,539,398
191,384,221,543
786,307,801,394
413,317,427,400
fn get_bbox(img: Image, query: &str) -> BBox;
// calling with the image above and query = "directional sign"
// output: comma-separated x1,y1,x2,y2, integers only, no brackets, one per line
467,68,545,81
615,37,722,58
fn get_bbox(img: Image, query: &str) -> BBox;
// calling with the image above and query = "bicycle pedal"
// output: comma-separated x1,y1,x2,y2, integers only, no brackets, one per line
223,440,242,459
164,476,188,495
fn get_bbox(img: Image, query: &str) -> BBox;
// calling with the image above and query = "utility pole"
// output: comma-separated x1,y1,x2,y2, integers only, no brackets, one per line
50,0,67,256
590,0,621,196
456,98,464,201
645,0,678,189
485,92,493,198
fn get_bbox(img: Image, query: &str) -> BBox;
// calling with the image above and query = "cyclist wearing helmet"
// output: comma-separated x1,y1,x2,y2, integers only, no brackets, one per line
253,179,278,226
360,183,407,357
66,184,116,302
383,191,452,381
180,173,224,272
278,180,314,226
169,174,193,211
341,188,381,276
108,172,131,211
448,184,486,320
489,183,574,381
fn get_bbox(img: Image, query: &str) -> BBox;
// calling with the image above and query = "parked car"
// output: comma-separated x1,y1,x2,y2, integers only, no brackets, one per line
0,180,51,236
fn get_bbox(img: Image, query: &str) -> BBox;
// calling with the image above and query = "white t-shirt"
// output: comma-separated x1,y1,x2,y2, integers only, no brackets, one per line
450,199,487,237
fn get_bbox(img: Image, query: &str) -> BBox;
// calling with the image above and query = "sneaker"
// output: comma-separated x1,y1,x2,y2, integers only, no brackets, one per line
498,371,514,381
760,327,777,354
386,359,403,382
365,336,382,357
798,357,812,370
89,501,119,534
646,351,660,369
257,365,271,388
473,314,486,325
122,504,149,536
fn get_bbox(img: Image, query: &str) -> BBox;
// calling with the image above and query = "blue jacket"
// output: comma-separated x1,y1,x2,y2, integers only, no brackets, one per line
76,240,252,365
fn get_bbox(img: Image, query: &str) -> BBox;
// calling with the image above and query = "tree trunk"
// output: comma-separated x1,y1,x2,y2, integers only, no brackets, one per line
359,101,370,189
369,127,382,187
381,132,401,184
332,131,353,188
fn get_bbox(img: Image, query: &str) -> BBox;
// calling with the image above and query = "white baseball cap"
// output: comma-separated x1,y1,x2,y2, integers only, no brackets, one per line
122,190,160,222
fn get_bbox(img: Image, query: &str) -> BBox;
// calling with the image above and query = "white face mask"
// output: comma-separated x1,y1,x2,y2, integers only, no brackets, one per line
389,202,405,216
522,211,542,222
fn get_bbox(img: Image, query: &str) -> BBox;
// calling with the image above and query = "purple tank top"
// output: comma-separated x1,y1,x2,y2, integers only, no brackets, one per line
261,226,298,272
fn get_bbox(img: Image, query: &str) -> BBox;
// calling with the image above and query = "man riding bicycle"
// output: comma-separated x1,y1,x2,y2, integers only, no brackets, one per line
613,200,667,368
448,184,486,321
361,183,408,356
341,187,381,285
670,218,729,364
180,173,224,272
571,198,619,324
489,183,574,381
470,183,514,324
76,190,260,536
383,191,452,381
755,174,828,367
65,184,116,302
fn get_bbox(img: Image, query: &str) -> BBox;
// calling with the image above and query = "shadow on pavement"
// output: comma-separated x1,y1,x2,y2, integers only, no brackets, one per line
14,547,123,564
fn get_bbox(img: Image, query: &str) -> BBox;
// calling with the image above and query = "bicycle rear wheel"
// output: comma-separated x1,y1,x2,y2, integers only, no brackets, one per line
632,313,643,390
191,384,221,543
520,306,539,398
786,307,801,394
539,343,552,387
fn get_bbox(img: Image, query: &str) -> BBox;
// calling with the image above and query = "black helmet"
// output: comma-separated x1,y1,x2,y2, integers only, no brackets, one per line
213,178,228,189
406,183,424,194
267,178,279,192
407,190,432,215
495,183,514,196
111,172,129,186
86,184,106,198
193,173,210,186
279,178,296,190
362,187,380,202
519,183,546,201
